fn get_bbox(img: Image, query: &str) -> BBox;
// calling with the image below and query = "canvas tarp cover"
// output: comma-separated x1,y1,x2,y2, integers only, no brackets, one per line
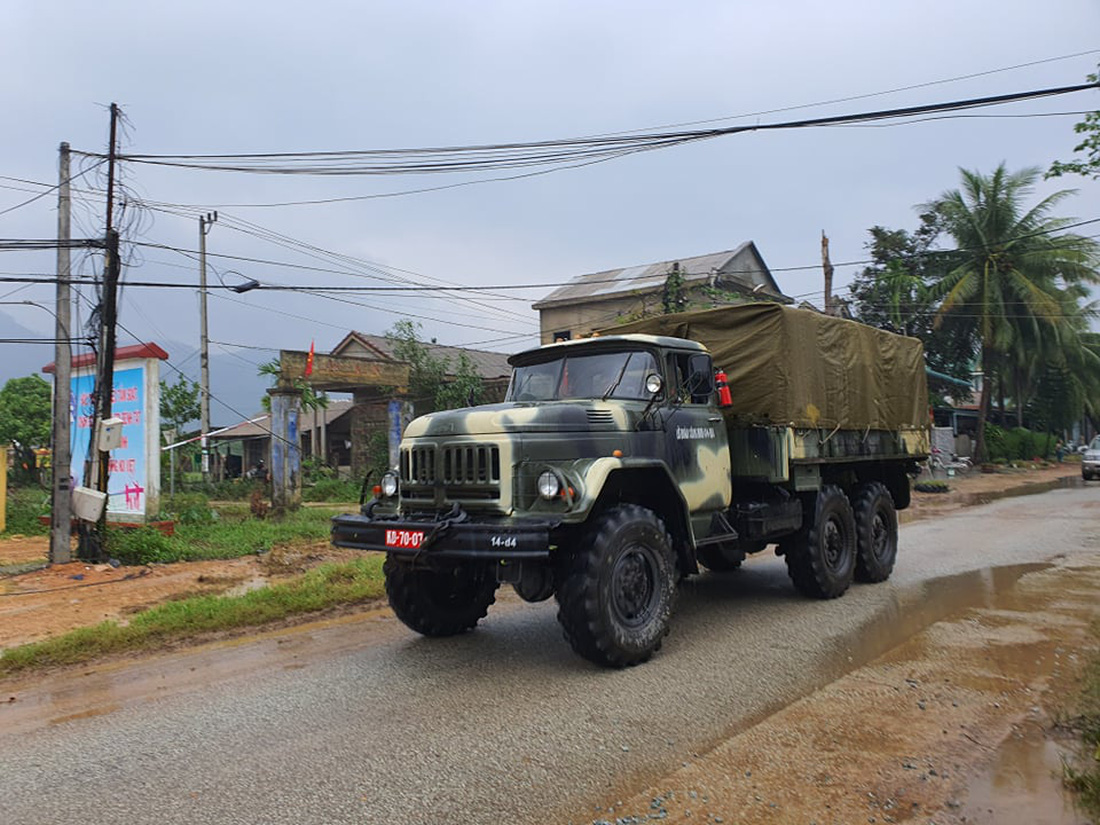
603,303,929,430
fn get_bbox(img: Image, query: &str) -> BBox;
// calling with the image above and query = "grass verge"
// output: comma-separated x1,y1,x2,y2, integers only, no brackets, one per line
1064,620,1100,818
0,555,385,679
106,504,348,565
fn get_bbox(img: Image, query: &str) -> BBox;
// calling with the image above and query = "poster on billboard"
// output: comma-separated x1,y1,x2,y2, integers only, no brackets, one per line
71,365,150,519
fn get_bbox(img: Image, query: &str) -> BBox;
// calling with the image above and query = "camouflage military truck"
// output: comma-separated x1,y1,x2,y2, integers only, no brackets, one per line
332,303,929,667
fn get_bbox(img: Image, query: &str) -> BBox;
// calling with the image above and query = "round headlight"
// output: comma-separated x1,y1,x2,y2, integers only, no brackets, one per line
645,373,663,395
380,471,400,498
537,470,561,500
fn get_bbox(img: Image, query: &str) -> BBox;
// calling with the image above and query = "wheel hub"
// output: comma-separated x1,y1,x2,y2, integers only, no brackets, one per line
611,546,656,626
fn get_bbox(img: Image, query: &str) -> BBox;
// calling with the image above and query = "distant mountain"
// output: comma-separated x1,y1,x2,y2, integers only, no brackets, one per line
0,312,58,385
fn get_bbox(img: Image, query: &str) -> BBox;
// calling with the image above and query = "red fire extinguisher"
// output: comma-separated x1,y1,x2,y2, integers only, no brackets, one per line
715,368,732,407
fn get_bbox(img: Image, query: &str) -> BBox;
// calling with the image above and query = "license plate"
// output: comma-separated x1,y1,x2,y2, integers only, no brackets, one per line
385,529,425,549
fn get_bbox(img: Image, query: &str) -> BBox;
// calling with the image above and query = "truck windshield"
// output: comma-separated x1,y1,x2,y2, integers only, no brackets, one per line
508,350,660,402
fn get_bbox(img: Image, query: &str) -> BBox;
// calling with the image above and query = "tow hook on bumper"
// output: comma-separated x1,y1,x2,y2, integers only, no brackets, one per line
330,502,558,561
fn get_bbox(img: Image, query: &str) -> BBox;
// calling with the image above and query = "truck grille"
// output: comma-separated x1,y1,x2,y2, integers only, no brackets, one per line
400,444,502,504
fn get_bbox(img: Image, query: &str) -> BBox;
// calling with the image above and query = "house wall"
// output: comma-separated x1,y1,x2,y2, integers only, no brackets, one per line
539,287,749,343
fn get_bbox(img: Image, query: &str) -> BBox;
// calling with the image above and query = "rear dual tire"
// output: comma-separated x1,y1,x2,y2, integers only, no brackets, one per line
783,483,898,599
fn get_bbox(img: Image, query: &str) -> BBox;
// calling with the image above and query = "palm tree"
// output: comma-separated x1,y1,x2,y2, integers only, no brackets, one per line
927,164,1100,461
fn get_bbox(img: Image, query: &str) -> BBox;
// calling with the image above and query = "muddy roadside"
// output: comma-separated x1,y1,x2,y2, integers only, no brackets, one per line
581,559,1100,825
0,463,1081,654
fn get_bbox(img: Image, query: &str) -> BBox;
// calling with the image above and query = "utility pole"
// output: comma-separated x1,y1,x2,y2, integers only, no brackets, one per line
199,211,217,482
821,230,835,317
79,103,121,561
49,141,73,565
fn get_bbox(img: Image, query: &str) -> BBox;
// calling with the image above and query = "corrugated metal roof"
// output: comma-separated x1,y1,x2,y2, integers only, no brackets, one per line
533,243,781,309
209,399,355,440
338,333,511,379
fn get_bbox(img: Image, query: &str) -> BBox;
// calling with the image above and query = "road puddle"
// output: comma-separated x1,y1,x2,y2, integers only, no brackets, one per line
958,474,1085,507
960,720,1088,825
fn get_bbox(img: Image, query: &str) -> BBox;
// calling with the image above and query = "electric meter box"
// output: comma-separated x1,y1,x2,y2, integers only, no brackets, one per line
72,486,108,522
96,417,124,451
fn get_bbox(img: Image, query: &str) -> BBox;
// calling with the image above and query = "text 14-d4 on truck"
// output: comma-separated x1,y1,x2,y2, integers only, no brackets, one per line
332,303,930,667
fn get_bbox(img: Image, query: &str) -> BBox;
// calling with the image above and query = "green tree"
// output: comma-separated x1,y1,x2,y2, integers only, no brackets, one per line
927,163,1100,460
661,262,687,315
386,320,484,415
258,360,329,413
159,374,201,433
1047,65,1100,181
0,375,52,447
848,217,974,384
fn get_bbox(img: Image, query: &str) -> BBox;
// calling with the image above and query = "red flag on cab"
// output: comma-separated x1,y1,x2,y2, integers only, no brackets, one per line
304,340,315,377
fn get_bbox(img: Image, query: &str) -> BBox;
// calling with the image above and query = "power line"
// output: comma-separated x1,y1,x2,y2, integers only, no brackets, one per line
0,159,107,217
78,82,1100,178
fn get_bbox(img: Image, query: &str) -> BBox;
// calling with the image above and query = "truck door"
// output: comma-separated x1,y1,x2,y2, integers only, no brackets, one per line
665,350,732,512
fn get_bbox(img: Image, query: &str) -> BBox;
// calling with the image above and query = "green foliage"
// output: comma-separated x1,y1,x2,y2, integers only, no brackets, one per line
848,218,975,382
983,424,1008,460
302,477,360,502
1047,66,1100,181
105,526,176,565
204,479,266,501
159,374,201,432
981,424,1052,462
857,163,1100,461
89,503,341,563
0,374,52,447
661,263,687,314
0,484,49,536
386,320,485,415
161,492,216,525
0,556,386,677
258,359,329,413
358,428,391,490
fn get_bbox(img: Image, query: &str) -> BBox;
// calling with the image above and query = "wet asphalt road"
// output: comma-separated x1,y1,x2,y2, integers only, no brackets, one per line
1,486,1098,825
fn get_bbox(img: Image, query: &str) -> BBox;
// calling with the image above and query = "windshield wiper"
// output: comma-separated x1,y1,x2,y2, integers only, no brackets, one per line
601,355,633,401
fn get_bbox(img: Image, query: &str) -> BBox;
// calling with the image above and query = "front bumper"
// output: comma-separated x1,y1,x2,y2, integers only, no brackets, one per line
330,502,559,561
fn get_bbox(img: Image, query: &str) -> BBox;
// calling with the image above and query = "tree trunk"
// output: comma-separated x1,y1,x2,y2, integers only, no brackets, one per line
974,346,993,463
821,231,834,316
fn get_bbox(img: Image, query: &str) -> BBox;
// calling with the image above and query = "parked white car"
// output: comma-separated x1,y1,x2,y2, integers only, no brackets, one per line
1082,436,1100,480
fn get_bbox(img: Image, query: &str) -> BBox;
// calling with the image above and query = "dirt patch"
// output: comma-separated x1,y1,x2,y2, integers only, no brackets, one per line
588,562,1100,825
0,540,363,651
904,462,1079,523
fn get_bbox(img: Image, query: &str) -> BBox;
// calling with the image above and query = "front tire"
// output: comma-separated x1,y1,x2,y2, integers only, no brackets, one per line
555,505,678,667
853,482,898,583
384,555,498,637
784,486,856,599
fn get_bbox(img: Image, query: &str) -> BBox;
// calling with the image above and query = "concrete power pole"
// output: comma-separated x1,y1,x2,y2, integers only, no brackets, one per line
199,211,217,482
49,141,73,565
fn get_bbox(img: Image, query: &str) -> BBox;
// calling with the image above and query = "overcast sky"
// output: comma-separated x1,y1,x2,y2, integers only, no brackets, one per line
2,1,1099,418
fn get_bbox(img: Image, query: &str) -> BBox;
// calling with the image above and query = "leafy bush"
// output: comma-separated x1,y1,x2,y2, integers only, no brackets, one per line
205,479,267,501
162,492,217,525
105,526,176,565
302,478,360,502
1,484,49,535
984,424,1007,461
